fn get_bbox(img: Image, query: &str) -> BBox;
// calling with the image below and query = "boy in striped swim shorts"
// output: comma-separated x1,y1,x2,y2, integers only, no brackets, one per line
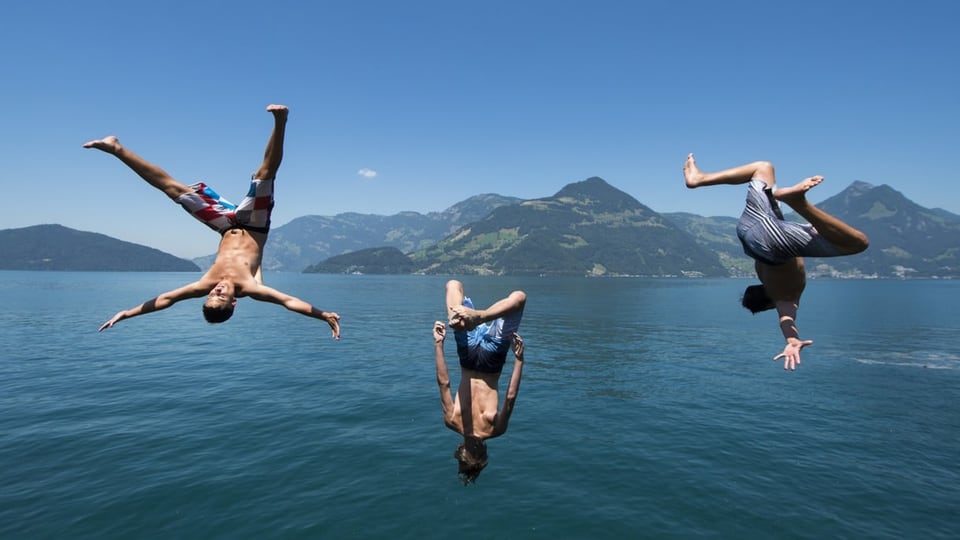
84,105,340,339
683,154,868,371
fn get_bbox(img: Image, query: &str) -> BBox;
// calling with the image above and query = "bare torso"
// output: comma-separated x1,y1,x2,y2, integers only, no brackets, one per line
199,228,267,293
448,369,502,440
756,257,806,303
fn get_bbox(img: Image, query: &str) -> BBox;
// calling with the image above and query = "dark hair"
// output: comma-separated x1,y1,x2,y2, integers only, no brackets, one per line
202,303,235,323
741,284,774,314
454,441,488,485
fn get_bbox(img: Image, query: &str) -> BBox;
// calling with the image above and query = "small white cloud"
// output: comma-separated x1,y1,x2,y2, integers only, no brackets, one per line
357,168,378,178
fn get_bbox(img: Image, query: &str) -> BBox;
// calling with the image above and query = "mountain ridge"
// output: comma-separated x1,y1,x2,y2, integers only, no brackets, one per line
5,179,958,277
0,224,200,271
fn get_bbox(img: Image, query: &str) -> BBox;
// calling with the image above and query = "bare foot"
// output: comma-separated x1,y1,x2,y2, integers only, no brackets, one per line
448,305,483,331
683,153,705,188
266,104,288,120
82,135,122,154
774,175,824,206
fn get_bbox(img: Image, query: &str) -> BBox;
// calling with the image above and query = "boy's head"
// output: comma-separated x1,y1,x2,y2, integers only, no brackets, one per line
203,281,237,323
741,284,775,314
454,437,488,485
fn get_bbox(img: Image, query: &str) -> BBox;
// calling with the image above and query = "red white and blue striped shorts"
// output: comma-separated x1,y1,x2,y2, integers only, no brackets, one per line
175,177,275,234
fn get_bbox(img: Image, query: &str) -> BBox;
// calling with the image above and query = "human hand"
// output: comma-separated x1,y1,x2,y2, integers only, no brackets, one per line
98,311,125,332
433,321,446,344
773,339,813,371
512,333,524,360
448,305,481,331
323,311,341,340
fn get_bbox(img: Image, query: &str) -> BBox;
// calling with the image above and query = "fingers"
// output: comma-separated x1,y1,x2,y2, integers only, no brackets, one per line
773,351,800,371
98,317,117,332
781,355,800,371
512,334,524,356
326,312,341,340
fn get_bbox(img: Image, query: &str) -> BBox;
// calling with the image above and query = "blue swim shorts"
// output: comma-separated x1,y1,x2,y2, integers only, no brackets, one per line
454,297,524,374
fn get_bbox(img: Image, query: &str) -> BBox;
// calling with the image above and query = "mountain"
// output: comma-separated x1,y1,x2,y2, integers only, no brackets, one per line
34,175,947,278
407,177,727,277
198,193,522,271
303,247,415,274
673,181,960,279
796,181,960,278
0,224,200,271
662,212,755,277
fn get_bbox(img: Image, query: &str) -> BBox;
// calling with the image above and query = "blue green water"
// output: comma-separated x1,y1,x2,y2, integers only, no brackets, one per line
1,272,958,538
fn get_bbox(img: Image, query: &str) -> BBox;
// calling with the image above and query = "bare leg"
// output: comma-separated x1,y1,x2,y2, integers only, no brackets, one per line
775,178,869,254
82,136,192,200
447,279,526,331
253,104,288,180
446,279,466,330
446,279,466,326
683,153,776,189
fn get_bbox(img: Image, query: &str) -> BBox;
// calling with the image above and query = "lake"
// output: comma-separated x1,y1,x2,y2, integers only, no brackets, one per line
1,272,958,538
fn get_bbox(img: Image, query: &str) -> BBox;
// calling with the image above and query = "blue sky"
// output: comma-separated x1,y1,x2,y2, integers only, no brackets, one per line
2,0,958,258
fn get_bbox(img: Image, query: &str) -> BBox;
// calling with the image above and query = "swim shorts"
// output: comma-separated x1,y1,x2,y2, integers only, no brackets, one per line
454,297,523,374
175,176,275,234
736,179,843,265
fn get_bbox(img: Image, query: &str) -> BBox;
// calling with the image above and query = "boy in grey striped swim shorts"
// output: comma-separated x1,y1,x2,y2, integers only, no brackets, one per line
683,154,869,371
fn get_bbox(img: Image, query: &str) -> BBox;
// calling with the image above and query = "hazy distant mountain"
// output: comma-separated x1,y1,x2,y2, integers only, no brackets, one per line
407,177,727,276
196,193,522,271
0,224,200,271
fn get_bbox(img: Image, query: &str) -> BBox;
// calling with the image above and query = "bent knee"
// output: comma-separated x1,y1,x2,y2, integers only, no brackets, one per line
511,290,527,306
753,161,775,182
852,233,869,253
840,232,869,255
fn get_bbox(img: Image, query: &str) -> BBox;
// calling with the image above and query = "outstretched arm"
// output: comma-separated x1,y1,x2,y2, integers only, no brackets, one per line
98,282,208,331
433,322,461,433
493,334,525,437
773,301,813,371
245,284,340,340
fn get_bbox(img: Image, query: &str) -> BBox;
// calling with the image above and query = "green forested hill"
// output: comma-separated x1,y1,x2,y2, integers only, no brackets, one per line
408,177,727,276
303,247,415,274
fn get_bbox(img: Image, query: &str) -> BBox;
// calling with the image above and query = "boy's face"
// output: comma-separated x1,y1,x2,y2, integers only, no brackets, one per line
206,281,237,309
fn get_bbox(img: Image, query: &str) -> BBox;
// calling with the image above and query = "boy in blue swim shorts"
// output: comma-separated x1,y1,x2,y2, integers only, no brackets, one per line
83,105,340,339
683,154,868,371
433,279,526,484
